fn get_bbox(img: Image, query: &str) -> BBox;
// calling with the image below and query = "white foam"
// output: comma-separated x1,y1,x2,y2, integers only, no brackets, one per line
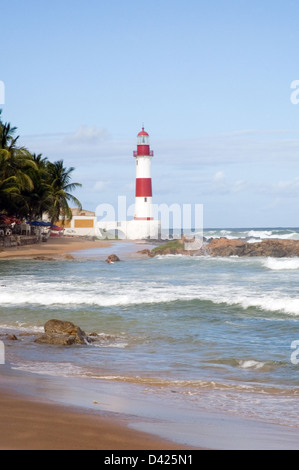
1,277,299,316
0,323,44,333
246,238,262,244
263,257,299,271
247,230,273,239
204,229,299,241
239,360,265,370
2,257,299,317
221,291,299,316
11,361,86,377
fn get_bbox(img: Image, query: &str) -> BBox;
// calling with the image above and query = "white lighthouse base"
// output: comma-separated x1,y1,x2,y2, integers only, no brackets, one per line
126,219,161,240
96,219,161,240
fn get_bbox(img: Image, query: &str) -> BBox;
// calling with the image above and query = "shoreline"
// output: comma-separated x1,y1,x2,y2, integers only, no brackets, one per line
0,236,112,260
0,386,195,450
0,366,199,450
2,365,299,450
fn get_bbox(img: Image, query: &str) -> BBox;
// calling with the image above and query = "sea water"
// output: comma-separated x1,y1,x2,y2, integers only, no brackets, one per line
1,228,299,448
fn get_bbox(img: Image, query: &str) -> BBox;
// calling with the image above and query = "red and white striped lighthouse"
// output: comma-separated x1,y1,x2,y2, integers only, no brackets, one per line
133,127,154,221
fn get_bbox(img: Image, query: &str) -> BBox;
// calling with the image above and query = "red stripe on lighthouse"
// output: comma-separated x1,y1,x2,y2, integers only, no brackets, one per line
136,178,152,197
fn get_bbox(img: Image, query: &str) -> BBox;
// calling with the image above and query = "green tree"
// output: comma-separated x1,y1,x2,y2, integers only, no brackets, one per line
46,160,82,225
0,111,82,223
0,175,20,209
0,111,36,216
22,153,51,221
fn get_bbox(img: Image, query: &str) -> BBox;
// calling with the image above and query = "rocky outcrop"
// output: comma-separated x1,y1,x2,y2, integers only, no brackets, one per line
206,238,299,257
6,334,18,341
35,332,79,345
35,319,88,346
148,237,299,258
137,248,155,257
106,254,120,263
149,239,192,256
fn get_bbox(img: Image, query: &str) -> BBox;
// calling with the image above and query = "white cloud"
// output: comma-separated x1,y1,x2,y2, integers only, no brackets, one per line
271,177,299,196
64,125,110,145
213,171,225,182
231,179,249,193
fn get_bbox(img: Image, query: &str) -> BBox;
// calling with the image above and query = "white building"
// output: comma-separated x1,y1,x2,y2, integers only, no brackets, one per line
62,209,97,237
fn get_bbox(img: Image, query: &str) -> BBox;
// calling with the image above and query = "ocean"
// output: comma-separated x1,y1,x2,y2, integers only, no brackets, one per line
1,227,299,449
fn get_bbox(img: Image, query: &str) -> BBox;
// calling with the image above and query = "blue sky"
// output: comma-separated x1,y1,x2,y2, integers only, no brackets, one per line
2,0,299,227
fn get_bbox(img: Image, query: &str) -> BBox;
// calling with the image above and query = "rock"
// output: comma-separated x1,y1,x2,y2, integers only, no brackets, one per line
149,237,299,258
35,333,76,346
150,238,205,257
6,334,18,341
206,238,299,257
137,248,156,258
205,238,248,257
106,254,120,263
64,254,74,260
35,319,88,346
45,319,86,343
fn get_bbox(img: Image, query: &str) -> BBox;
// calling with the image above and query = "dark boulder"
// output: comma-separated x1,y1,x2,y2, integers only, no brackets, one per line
35,319,88,346
106,254,120,263
6,334,18,341
35,333,77,346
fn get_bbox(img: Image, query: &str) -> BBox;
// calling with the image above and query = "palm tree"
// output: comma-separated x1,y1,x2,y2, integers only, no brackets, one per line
0,175,20,212
0,111,82,223
23,153,51,221
0,113,36,195
46,160,82,225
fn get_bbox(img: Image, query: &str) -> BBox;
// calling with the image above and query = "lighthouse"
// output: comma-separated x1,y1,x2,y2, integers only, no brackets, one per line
133,127,154,221
96,127,161,240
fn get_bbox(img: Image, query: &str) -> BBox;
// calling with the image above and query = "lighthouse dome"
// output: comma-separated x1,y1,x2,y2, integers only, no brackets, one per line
137,127,149,137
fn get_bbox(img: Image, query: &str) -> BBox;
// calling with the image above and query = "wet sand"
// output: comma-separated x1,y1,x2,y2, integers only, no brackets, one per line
0,388,195,450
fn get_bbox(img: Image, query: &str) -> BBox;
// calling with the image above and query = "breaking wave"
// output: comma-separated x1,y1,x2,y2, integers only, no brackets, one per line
204,228,299,241
1,277,299,316
263,257,299,270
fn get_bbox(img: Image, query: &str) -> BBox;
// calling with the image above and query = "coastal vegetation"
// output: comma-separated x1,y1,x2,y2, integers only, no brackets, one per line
0,110,82,224
151,239,185,254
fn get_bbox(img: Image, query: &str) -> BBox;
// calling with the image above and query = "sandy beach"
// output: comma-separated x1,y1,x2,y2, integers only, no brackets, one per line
0,236,112,260
0,387,195,450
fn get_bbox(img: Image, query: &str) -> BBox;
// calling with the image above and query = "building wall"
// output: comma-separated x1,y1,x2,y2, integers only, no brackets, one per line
63,216,97,236
96,219,161,240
